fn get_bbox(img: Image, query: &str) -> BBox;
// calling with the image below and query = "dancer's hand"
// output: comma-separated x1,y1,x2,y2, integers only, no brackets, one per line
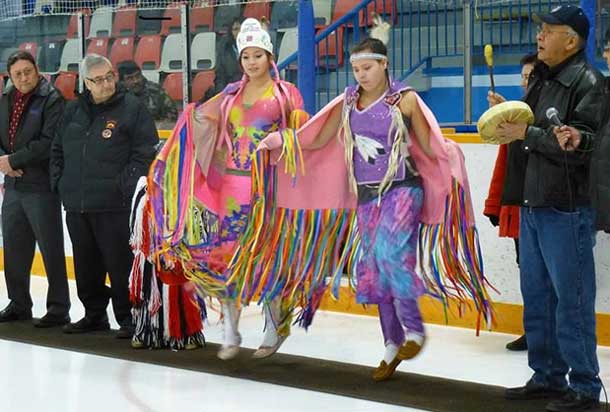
257,131,282,151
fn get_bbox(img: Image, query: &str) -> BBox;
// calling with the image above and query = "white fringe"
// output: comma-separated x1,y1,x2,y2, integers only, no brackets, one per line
162,284,171,343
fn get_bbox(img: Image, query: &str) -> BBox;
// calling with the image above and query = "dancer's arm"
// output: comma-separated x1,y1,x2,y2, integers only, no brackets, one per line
400,91,435,159
259,100,344,151
302,102,343,150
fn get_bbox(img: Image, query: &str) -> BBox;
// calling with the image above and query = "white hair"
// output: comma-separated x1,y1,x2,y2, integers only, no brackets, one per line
80,54,113,79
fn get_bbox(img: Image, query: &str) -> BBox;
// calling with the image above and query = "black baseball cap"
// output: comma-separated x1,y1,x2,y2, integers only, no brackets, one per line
534,5,590,40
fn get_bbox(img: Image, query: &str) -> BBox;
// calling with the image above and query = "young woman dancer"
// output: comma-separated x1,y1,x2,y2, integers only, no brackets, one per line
236,33,494,381
138,18,308,360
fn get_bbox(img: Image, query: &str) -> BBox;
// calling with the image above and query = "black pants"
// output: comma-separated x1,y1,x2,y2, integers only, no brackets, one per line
2,189,70,316
65,211,133,326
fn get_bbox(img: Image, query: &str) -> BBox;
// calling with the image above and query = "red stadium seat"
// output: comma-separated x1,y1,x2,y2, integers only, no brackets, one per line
317,26,344,68
67,9,91,39
366,0,396,24
19,42,38,58
87,38,109,57
332,0,365,26
243,1,271,22
332,0,396,26
112,6,137,37
135,35,162,70
163,72,183,101
109,36,135,66
192,70,215,101
191,6,214,33
54,72,78,100
160,3,184,36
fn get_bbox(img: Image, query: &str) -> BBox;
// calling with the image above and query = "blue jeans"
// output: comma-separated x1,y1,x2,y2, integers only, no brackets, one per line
520,207,600,399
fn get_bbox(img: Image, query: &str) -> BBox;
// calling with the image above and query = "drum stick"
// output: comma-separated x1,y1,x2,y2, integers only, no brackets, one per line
484,44,495,94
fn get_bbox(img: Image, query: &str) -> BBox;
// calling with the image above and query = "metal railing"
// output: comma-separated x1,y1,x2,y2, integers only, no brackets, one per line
278,0,597,113
0,1,605,121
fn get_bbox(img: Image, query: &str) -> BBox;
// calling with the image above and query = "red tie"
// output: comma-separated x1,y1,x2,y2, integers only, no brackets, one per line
8,90,31,152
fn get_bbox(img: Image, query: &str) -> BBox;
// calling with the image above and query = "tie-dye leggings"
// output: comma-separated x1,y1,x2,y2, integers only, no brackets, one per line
356,185,425,346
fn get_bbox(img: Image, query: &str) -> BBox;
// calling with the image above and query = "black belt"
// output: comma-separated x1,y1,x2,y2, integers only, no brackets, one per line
357,175,422,205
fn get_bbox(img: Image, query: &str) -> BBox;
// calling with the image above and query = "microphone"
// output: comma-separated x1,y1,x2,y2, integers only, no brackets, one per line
546,107,563,127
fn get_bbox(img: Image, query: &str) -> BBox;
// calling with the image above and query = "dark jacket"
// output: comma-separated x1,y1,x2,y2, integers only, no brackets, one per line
504,51,604,209
0,77,64,192
213,34,242,95
500,139,528,206
589,78,610,231
50,86,159,212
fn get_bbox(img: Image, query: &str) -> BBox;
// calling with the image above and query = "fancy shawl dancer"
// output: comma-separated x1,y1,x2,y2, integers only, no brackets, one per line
235,17,495,381
130,18,309,359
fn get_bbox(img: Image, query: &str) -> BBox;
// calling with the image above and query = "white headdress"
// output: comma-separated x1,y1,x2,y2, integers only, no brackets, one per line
236,18,274,56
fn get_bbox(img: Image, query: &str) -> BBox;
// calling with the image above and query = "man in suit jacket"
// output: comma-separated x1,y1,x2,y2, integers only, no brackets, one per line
0,51,70,327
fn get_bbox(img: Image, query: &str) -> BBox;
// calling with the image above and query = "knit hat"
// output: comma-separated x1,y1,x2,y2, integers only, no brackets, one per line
236,18,273,56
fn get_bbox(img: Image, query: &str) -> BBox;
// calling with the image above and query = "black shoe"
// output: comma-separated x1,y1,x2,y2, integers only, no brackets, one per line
506,334,528,351
33,313,71,328
0,304,32,322
63,316,110,334
546,389,600,411
116,325,135,339
506,380,567,400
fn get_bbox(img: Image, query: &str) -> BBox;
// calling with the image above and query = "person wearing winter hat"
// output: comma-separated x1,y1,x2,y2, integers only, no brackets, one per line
139,18,309,361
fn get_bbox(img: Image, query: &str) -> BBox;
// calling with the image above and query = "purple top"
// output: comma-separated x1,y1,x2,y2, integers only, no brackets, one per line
345,80,416,185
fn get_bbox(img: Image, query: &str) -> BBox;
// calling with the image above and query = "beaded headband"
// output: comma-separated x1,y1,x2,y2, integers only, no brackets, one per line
349,52,387,63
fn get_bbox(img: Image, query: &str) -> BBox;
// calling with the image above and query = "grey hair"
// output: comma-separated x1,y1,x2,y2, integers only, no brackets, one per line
565,27,586,49
80,54,113,79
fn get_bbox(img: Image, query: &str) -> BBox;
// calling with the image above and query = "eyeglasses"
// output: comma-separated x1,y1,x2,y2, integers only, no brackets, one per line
11,67,36,79
536,25,576,37
87,72,115,86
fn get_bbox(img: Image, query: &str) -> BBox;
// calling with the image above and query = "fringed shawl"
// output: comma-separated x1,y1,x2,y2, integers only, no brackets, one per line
144,79,307,299
230,90,496,331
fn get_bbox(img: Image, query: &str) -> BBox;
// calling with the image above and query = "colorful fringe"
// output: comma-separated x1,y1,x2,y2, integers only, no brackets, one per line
227,134,360,329
146,104,227,298
418,179,497,332
229,131,495,333
129,177,207,350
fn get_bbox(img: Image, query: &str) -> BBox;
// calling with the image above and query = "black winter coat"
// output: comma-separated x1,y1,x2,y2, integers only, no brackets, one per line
589,78,610,231
502,51,604,209
50,87,159,212
0,77,64,192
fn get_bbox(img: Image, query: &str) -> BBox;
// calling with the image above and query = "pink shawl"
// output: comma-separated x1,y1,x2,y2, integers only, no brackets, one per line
230,92,495,331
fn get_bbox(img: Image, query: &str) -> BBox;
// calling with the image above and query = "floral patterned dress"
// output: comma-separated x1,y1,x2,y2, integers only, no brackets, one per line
208,84,282,275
